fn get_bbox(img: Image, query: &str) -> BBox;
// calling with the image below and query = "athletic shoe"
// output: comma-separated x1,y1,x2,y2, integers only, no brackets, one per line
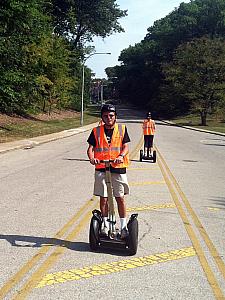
101,226,108,236
121,228,129,239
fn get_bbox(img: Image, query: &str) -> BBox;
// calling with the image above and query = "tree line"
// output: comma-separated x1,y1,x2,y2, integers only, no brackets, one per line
106,0,225,125
0,0,126,114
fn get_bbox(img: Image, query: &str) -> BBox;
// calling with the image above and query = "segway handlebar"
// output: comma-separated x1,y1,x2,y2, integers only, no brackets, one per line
99,159,115,163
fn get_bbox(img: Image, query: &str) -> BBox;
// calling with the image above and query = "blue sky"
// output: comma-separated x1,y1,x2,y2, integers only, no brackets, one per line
87,0,190,78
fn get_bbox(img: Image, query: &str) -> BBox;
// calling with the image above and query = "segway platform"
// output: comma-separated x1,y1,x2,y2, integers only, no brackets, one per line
89,210,138,255
140,149,156,163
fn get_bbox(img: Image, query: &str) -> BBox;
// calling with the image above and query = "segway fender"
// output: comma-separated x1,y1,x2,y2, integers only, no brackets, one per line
92,209,102,225
127,213,138,226
153,150,157,163
89,210,102,250
127,214,138,256
140,150,143,162
92,210,102,240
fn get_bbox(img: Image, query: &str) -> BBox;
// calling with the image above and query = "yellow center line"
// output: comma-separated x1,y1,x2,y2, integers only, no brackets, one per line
128,167,159,171
0,197,97,300
36,247,196,288
12,201,97,300
129,136,143,160
156,147,225,300
130,180,165,186
127,203,176,212
156,146,225,282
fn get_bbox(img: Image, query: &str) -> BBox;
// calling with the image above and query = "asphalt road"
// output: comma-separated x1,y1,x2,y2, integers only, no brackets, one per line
0,107,224,300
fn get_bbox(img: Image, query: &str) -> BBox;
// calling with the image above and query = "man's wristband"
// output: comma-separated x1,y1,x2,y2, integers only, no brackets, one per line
119,153,125,158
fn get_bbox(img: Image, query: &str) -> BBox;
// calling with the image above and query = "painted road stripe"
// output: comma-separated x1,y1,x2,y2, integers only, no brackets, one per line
130,180,165,186
36,247,196,288
12,206,96,300
129,136,143,160
156,147,225,300
207,207,221,211
156,147,225,282
127,203,176,212
0,197,97,299
128,167,159,171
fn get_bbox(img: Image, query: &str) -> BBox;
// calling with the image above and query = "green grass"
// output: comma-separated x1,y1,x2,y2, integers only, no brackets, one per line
171,113,225,134
0,107,100,143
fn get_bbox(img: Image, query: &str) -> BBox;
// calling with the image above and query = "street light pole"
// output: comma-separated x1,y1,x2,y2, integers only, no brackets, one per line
80,52,111,126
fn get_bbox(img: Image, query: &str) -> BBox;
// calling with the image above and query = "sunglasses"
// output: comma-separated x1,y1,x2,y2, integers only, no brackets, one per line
103,114,115,119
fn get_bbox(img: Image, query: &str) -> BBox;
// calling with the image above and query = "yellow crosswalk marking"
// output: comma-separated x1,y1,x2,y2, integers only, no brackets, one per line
127,203,176,212
36,247,195,288
130,181,165,186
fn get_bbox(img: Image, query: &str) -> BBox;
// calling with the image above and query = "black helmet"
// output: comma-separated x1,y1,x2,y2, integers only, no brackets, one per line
146,111,151,118
101,104,116,117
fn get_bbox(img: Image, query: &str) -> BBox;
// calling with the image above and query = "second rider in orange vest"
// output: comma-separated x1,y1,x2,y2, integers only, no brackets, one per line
142,112,156,156
87,104,130,239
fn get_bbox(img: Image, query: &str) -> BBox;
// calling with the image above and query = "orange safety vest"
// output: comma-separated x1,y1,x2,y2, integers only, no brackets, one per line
93,123,129,170
142,119,155,135
98,120,104,126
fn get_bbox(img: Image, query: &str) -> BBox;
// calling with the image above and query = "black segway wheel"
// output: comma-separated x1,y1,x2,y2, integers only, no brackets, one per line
140,150,143,162
89,217,100,251
153,150,156,163
127,217,138,255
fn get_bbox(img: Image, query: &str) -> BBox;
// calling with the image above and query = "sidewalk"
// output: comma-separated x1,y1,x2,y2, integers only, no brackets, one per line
0,122,98,155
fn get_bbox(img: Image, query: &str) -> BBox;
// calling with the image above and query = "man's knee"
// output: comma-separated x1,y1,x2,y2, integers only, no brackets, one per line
115,197,125,205
100,197,108,204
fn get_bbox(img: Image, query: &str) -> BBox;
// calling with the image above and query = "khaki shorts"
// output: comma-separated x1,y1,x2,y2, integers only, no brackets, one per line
94,171,130,197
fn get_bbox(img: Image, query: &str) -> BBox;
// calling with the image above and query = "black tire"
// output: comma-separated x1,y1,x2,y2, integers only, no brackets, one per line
89,217,100,251
127,218,138,255
153,150,156,163
140,150,143,162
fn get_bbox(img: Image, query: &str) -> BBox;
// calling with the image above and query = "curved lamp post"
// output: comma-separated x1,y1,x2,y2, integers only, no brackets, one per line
80,52,111,126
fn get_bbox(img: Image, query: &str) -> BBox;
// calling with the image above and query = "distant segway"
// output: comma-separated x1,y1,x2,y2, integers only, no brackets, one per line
89,160,138,255
140,148,156,163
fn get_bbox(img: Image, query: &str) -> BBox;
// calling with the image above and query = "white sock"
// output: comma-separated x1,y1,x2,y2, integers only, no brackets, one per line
103,217,109,229
120,218,127,230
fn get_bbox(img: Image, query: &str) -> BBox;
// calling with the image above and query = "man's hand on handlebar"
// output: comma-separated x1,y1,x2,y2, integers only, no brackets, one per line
90,157,123,165
89,158,100,165
114,155,124,164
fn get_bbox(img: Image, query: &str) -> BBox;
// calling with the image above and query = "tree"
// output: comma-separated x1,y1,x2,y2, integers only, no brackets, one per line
31,36,75,113
52,0,127,49
0,0,52,112
115,0,225,115
162,36,225,125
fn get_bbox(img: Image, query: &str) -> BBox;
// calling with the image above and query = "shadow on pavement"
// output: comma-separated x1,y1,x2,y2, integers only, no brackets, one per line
0,234,132,256
203,143,225,147
63,158,89,162
0,234,90,252
210,196,225,208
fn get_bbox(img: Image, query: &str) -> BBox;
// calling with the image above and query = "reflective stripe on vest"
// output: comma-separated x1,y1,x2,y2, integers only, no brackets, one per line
93,124,129,169
143,119,155,135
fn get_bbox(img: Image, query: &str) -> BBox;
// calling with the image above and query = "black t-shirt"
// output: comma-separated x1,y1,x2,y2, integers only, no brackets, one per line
87,125,130,174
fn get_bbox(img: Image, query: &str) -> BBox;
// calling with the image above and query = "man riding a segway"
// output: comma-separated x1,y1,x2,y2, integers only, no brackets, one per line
87,104,130,239
142,112,156,157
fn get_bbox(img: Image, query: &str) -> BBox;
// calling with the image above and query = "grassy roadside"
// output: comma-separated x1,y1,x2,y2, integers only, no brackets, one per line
0,106,100,143
170,113,225,134
1,108,224,144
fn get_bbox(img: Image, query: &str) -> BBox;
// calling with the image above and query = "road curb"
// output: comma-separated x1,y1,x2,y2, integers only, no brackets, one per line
0,122,98,155
161,120,225,137
1,119,224,155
